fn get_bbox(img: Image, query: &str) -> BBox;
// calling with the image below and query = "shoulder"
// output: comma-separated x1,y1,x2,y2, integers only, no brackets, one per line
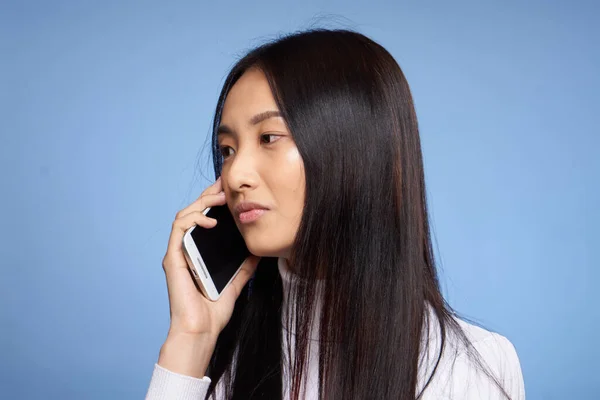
456,318,521,368
419,310,525,399
453,318,525,399
457,319,524,383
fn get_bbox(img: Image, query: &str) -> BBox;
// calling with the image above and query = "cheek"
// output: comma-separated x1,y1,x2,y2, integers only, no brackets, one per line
272,147,305,225
278,147,305,201
283,146,304,185
284,145,302,163
242,148,305,257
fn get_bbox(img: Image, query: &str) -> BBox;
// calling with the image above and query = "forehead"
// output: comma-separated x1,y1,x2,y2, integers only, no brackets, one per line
221,68,279,124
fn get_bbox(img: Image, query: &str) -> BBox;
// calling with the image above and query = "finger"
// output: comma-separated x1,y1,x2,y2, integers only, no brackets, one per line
175,178,224,219
200,177,223,198
176,191,226,220
166,211,218,258
222,256,260,300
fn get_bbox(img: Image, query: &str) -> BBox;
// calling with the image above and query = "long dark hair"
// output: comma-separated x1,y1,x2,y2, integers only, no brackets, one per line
205,28,508,400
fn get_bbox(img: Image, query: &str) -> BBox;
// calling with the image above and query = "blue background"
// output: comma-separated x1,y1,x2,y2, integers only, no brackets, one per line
1,1,598,398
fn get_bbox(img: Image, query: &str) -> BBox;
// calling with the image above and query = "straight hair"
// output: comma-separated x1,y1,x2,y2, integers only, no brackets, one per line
205,28,509,400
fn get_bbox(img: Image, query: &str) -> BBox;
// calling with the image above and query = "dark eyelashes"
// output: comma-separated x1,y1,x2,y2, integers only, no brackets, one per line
218,134,282,159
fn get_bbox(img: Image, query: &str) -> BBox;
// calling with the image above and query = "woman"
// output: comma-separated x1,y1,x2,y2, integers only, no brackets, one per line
146,29,525,399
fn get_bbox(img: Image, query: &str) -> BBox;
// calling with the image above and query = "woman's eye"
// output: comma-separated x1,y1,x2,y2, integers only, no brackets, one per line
260,134,281,144
219,146,234,158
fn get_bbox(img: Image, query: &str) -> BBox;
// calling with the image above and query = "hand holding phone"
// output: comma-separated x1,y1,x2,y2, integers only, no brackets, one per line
182,203,252,300
161,177,259,345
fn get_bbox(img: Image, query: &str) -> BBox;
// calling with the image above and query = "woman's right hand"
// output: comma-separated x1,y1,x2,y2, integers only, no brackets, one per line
157,177,260,377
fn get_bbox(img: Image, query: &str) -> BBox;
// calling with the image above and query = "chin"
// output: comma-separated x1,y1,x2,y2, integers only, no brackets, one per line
244,237,290,259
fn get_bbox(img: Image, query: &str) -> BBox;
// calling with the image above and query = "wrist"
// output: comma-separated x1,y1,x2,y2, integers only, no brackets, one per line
158,332,217,378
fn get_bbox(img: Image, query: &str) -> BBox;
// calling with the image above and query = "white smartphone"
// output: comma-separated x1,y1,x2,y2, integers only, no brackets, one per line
182,205,251,301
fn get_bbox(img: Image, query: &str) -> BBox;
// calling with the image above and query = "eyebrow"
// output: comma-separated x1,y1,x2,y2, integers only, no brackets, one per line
217,110,283,136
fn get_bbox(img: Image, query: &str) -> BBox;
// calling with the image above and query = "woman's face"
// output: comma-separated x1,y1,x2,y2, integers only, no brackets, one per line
218,67,305,259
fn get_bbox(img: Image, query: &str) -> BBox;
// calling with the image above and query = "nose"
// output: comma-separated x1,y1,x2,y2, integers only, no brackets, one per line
225,148,259,193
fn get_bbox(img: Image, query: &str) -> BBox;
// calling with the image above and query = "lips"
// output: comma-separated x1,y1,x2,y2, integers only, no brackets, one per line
233,201,270,224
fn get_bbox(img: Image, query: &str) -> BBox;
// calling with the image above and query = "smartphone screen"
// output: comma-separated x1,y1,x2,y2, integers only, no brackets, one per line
189,205,250,293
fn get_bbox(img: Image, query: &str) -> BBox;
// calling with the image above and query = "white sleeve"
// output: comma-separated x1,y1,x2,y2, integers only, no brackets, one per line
450,334,526,399
494,335,525,399
145,363,212,400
